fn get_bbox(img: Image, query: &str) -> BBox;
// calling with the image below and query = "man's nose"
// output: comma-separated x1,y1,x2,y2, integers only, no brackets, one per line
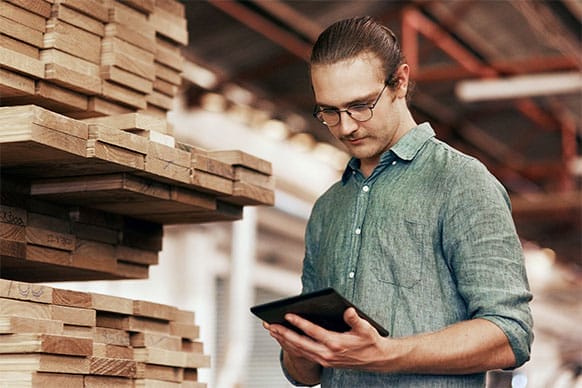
337,111,358,136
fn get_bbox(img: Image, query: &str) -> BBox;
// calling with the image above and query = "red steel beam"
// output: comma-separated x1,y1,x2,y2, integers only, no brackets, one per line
207,0,312,61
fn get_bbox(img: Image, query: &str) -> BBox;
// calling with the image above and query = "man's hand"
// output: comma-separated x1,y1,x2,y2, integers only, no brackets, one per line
266,307,390,371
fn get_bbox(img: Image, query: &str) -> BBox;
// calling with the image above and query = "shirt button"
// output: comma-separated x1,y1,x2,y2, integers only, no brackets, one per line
355,228,361,235
348,271,355,279
392,161,397,165
362,185,369,192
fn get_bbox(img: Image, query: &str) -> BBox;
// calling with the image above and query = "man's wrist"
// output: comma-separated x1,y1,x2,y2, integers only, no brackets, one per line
283,350,322,386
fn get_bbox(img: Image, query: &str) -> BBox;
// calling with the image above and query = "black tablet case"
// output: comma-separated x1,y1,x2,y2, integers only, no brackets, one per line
250,287,389,337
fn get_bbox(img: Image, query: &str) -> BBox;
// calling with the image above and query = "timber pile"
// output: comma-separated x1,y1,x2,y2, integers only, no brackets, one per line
1,178,162,282
0,105,275,224
0,278,210,387
1,0,186,120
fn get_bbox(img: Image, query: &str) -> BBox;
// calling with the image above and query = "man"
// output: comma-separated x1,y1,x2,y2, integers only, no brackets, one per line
264,16,533,387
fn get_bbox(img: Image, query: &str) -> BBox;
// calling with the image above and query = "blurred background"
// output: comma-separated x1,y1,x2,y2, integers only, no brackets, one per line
53,1,581,387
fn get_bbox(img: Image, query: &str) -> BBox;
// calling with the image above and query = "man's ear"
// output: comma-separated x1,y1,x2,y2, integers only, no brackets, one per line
395,64,410,98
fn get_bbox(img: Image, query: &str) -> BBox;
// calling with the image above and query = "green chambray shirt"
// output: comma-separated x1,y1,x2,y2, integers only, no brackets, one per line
283,123,533,387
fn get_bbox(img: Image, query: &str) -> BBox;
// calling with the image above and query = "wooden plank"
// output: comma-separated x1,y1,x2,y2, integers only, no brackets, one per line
0,104,89,139
0,298,51,320
4,0,52,18
128,129,174,146
89,123,149,154
0,124,88,158
62,324,95,338
174,309,195,324
115,245,159,265
53,3,105,36
101,37,155,80
115,260,149,279
133,300,177,321
94,327,130,347
71,239,117,273
0,1,46,32
87,140,146,170
0,333,93,356
147,142,190,167
223,181,275,206
66,96,133,119
153,77,178,97
134,362,183,382
130,332,182,351
83,112,168,133
146,90,174,110
101,65,154,94
3,80,89,113
0,68,35,98
141,155,192,184
154,62,182,86
105,22,155,53
181,340,204,353
154,0,185,18
26,244,72,267
50,305,96,327
133,347,186,367
0,205,27,227
170,186,216,210
149,6,188,45
25,226,76,251
0,222,26,242
52,288,92,308
0,371,84,387
59,0,109,22
92,293,133,315
0,34,39,58
108,0,152,29
44,63,102,95
207,150,272,175
169,322,199,341
40,48,100,77
93,343,133,359
121,0,155,14
191,170,233,196
0,15,44,47
0,47,44,78
102,81,148,110
71,221,120,245
27,212,69,235
0,238,26,260
44,19,102,64
0,279,52,303
185,352,211,369
0,315,63,334
154,37,183,71
234,166,275,189
0,353,90,373
193,153,234,179
84,375,134,387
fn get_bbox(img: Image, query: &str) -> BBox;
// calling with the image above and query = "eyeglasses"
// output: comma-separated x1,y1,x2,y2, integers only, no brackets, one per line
313,82,388,126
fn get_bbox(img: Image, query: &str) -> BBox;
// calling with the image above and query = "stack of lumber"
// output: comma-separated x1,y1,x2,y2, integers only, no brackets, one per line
1,178,162,282
0,278,210,387
0,105,275,226
0,0,187,120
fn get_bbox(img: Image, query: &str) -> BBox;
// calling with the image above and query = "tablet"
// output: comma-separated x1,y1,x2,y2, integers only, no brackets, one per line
250,287,389,337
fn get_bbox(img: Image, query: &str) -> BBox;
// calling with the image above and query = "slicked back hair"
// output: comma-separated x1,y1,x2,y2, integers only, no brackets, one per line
310,16,406,91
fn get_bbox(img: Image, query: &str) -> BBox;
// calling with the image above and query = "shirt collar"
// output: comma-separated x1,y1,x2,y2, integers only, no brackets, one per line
341,122,436,184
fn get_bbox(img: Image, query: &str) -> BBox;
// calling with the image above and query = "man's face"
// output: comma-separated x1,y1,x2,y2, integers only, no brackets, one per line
311,53,409,169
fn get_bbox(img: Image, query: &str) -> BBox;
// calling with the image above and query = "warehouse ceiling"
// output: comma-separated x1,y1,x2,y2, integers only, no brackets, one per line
179,0,581,271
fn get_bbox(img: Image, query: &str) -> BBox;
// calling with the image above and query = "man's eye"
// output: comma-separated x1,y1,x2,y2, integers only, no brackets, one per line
347,104,369,112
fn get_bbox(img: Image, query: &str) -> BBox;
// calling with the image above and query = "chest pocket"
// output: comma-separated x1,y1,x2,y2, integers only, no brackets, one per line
368,219,427,288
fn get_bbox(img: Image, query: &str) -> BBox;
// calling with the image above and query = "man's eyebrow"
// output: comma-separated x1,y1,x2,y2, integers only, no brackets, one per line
317,91,378,109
